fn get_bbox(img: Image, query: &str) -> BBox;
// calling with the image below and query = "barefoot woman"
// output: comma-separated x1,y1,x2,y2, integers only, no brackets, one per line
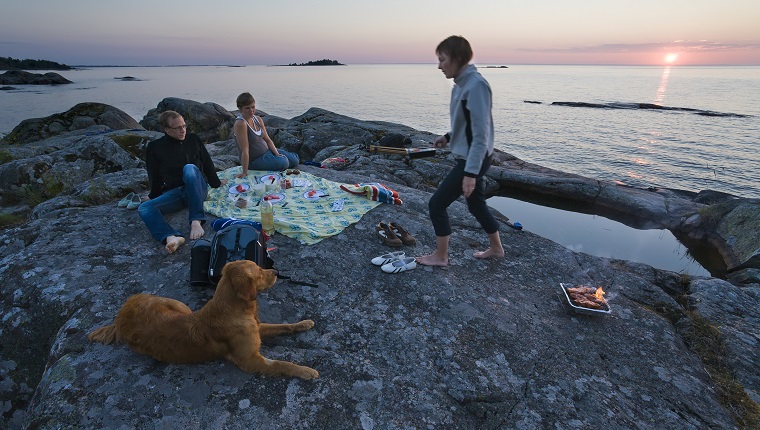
416,35,505,267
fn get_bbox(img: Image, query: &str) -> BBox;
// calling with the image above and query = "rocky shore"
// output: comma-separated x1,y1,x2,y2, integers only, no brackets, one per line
0,99,758,429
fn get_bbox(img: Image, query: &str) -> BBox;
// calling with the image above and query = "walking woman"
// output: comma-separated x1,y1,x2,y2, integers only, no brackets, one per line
416,35,505,266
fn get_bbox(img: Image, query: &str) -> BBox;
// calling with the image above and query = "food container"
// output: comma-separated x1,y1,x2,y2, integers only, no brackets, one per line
251,183,265,196
559,283,611,316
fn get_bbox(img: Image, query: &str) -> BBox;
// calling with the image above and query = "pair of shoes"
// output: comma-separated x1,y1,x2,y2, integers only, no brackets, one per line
117,192,135,208
371,251,405,266
376,222,402,247
389,222,416,246
127,194,142,210
381,257,417,273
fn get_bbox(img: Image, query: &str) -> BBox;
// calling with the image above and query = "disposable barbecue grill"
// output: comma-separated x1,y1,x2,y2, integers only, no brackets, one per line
559,283,612,316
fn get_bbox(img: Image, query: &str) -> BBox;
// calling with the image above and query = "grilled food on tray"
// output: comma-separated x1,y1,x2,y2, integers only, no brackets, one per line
566,286,607,310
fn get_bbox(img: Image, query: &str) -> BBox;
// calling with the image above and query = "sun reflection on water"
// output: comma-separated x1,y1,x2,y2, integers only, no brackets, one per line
655,66,671,104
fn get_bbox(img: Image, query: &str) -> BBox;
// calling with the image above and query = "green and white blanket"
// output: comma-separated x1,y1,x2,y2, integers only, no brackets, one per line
204,167,380,245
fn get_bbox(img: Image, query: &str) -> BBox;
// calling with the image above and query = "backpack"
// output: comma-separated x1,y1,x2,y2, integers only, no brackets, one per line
190,223,273,286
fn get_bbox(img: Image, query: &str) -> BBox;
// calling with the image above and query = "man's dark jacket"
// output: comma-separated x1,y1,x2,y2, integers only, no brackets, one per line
145,133,222,199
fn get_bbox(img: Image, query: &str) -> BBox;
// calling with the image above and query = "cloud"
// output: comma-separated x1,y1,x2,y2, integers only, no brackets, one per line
520,40,760,54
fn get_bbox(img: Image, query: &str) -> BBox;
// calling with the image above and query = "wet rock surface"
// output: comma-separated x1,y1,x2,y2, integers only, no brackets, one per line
1,102,758,429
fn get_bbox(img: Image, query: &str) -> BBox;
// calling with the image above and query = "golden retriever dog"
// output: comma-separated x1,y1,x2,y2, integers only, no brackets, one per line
88,260,318,380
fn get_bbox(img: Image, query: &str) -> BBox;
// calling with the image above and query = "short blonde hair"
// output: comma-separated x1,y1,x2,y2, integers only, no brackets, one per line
158,110,182,128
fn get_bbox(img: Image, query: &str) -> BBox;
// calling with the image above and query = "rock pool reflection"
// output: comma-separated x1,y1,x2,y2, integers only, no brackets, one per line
488,196,711,277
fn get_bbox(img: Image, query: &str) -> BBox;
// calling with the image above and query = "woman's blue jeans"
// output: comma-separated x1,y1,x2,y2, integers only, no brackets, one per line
137,164,209,243
248,149,299,171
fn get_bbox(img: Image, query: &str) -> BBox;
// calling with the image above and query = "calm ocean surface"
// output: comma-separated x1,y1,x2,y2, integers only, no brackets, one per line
1,64,758,198
1,64,757,277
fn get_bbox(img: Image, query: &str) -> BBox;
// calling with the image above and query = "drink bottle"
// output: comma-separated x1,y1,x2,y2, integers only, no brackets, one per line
261,200,274,235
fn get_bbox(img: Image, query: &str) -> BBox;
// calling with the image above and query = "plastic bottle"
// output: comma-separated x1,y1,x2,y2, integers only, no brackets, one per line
260,199,275,236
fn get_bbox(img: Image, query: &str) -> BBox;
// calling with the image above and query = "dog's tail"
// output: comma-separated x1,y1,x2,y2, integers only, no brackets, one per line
87,324,121,344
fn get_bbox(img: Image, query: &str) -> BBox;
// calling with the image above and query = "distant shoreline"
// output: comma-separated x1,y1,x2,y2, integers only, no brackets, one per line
0,57,72,71
272,59,346,67
46,63,760,69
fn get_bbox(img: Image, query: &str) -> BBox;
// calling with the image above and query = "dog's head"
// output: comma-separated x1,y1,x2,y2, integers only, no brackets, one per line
218,260,278,302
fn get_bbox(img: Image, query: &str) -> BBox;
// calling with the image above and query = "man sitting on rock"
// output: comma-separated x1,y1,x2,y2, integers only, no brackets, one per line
138,110,223,253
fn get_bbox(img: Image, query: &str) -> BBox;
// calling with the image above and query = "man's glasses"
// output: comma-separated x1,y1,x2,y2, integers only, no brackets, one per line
168,124,187,130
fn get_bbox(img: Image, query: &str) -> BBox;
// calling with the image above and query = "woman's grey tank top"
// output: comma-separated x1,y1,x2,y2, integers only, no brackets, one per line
235,115,267,159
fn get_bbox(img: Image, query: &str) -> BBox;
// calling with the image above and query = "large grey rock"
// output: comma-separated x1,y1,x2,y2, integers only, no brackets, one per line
2,103,141,145
0,130,149,210
1,104,758,429
140,97,236,144
0,171,749,430
0,70,72,85
688,278,760,404
698,199,760,271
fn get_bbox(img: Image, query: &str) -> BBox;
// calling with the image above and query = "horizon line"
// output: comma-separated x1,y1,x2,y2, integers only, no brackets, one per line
65,62,760,68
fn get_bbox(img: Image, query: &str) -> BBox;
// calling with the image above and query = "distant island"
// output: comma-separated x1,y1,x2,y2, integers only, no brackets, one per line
482,65,508,69
279,59,345,66
0,56,72,70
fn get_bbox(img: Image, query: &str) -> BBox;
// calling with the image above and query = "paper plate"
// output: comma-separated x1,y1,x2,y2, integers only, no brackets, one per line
303,189,328,200
228,183,250,194
258,173,281,185
261,192,286,204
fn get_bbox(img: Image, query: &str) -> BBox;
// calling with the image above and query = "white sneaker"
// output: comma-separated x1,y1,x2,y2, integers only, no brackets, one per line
371,251,405,266
381,257,417,273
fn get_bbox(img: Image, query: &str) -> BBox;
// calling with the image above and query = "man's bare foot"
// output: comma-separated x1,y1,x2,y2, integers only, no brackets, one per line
165,235,185,253
416,254,448,267
473,247,505,259
190,221,204,240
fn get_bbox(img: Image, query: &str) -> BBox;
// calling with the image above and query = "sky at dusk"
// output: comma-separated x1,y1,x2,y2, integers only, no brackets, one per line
2,0,759,66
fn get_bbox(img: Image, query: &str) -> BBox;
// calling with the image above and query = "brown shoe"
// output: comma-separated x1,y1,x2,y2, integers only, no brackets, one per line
377,222,402,247
390,222,416,246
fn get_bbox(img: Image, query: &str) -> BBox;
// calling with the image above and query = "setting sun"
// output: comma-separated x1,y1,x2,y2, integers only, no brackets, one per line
664,53,679,64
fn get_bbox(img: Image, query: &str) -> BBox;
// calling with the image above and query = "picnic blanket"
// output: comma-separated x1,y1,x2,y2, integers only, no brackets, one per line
204,167,381,245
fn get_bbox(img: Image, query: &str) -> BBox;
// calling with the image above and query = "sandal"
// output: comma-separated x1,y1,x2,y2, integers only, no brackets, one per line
389,222,416,246
376,222,402,247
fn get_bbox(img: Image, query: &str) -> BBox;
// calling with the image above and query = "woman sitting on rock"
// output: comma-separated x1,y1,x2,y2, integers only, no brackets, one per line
233,92,299,178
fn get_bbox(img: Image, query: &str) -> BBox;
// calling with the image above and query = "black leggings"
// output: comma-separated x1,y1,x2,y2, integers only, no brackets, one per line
428,157,499,237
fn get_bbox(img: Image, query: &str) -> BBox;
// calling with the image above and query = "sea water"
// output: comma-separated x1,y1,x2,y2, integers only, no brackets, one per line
1,64,757,198
1,64,757,276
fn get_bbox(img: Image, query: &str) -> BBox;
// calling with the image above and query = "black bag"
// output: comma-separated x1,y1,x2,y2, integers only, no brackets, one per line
190,224,273,286
377,133,411,148
190,239,212,286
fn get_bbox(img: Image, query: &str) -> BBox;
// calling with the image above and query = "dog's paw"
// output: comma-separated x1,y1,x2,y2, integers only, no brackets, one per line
297,366,319,380
296,319,315,331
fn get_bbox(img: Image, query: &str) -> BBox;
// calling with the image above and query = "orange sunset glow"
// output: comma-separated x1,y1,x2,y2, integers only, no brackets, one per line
664,53,679,64
0,1,758,65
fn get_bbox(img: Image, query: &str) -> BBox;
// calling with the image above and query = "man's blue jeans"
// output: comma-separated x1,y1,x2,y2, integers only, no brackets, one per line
137,164,209,243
